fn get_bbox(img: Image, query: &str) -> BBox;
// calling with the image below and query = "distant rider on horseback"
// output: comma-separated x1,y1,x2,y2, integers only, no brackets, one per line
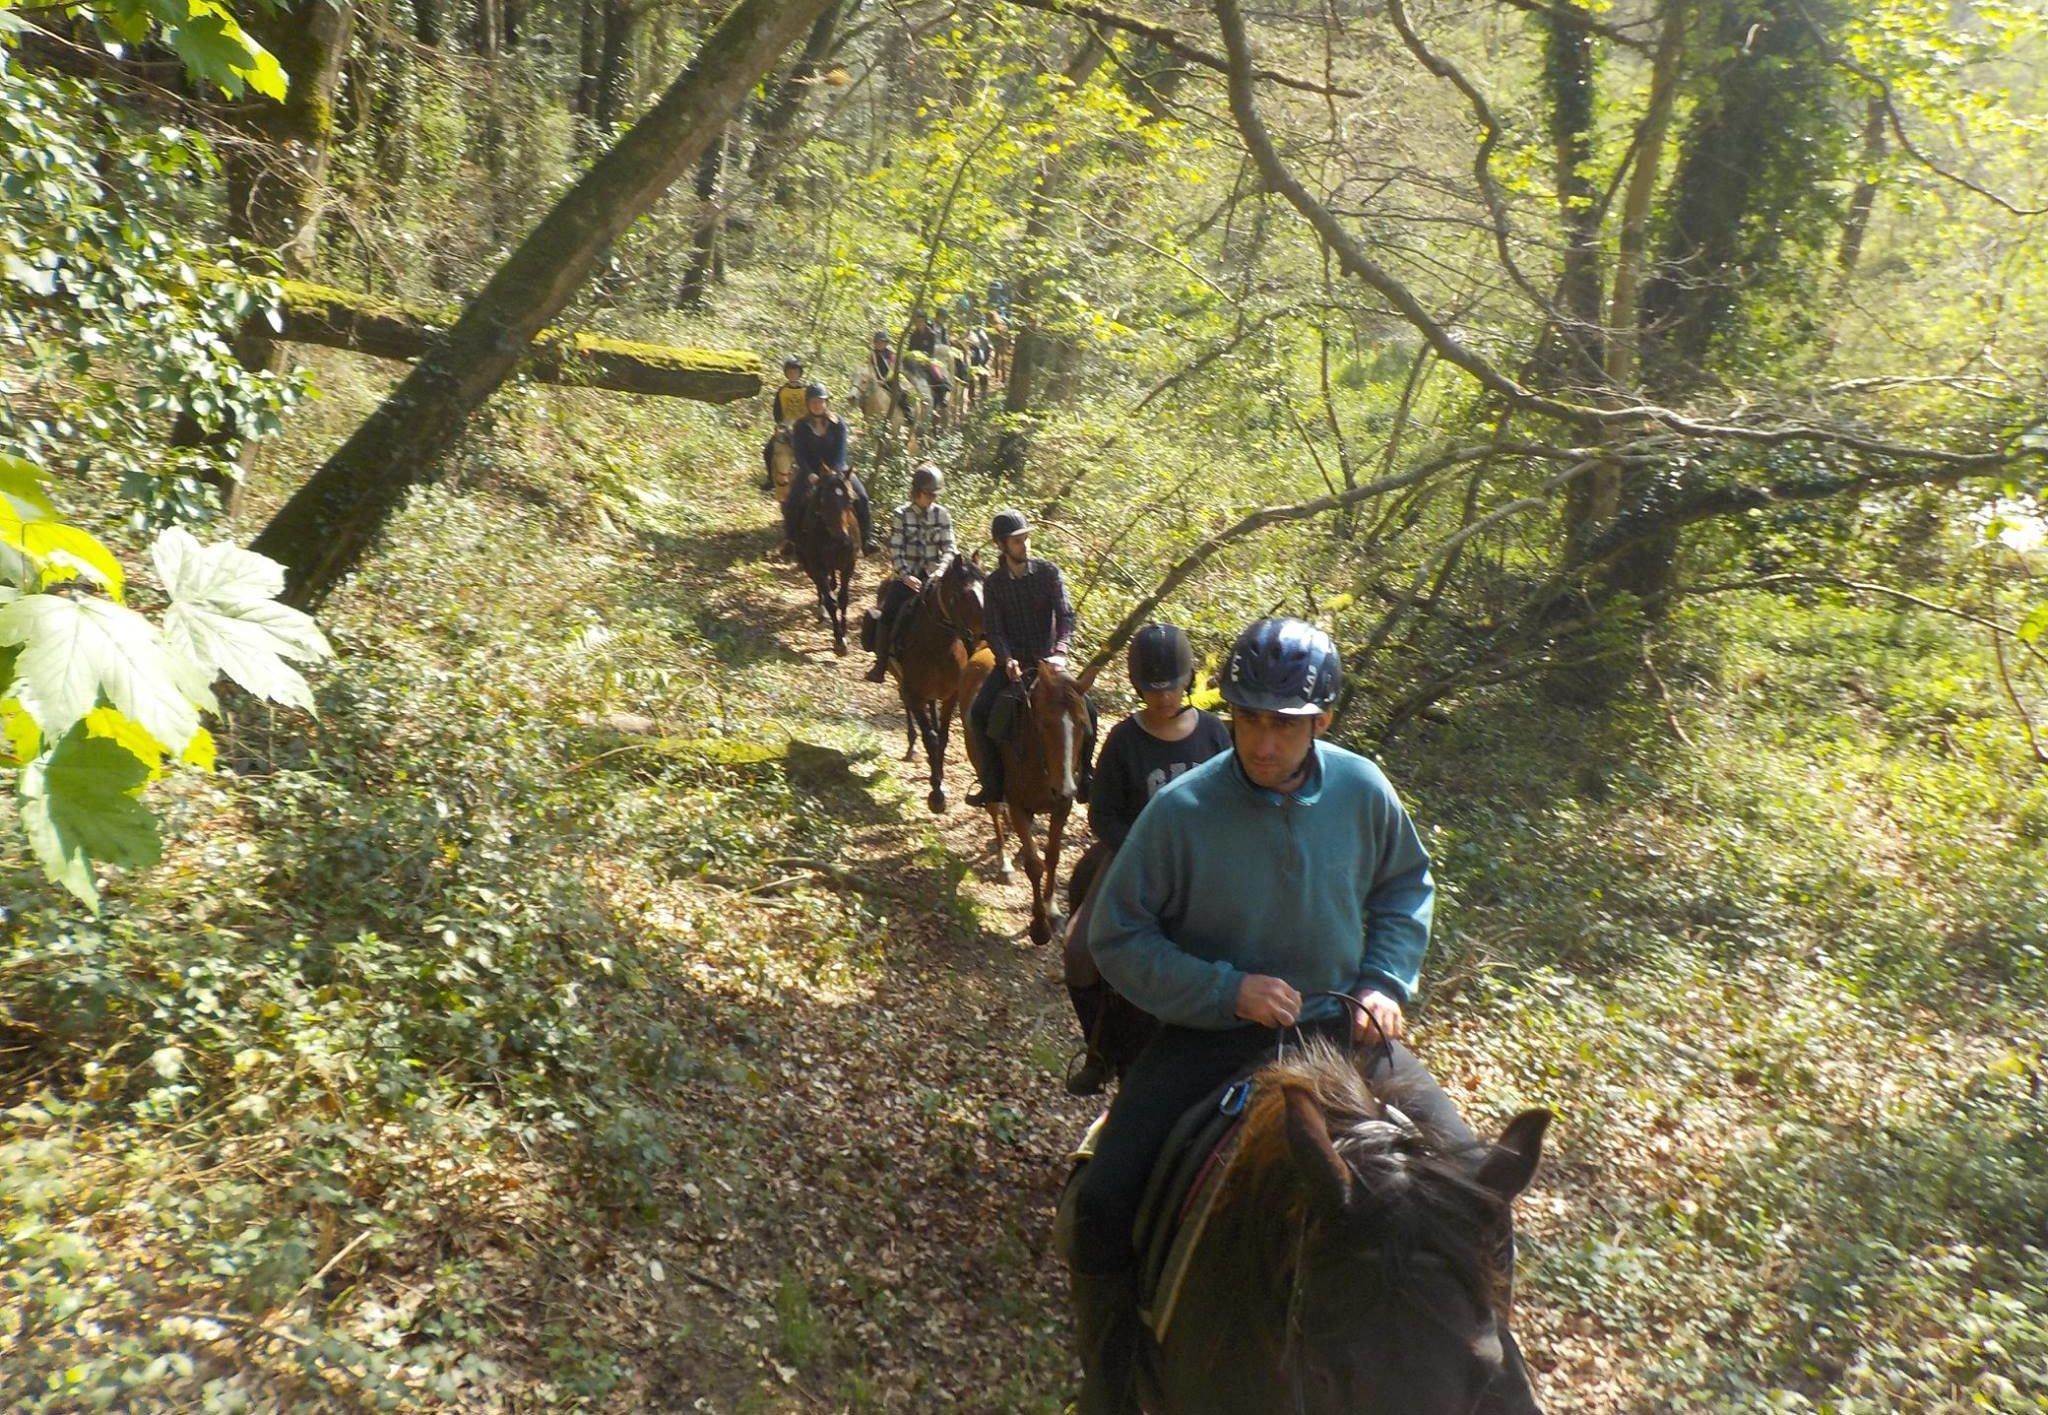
1065,617,1512,1415
965,510,1083,808
784,385,877,558
762,355,808,491
865,463,956,684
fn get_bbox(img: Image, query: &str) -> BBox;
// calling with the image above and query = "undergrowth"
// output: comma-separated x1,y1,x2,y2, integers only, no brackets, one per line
2,359,2044,1411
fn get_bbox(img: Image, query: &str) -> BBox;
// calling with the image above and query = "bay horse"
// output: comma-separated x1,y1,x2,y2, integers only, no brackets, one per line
887,554,986,814
997,659,1092,946
955,639,1017,885
1070,1040,1550,1415
796,470,858,655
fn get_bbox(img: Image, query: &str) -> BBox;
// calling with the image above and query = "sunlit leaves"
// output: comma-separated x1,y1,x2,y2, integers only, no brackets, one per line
80,0,290,100
0,458,323,909
154,527,331,709
0,593,204,754
19,723,162,906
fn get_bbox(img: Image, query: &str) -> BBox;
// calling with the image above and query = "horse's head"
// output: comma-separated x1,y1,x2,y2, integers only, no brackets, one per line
1027,659,1091,801
933,554,986,640
1227,1043,1550,1415
805,470,858,546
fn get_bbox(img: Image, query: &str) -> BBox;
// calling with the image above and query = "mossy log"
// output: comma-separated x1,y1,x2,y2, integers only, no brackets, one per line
275,278,762,403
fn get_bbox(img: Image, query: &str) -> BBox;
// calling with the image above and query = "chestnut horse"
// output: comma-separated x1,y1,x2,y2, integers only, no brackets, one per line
887,554,987,814
796,470,858,655
1068,1041,1550,1415
990,660,1092,946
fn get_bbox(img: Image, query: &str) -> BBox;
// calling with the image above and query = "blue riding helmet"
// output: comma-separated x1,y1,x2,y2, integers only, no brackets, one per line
1219,618,1341,716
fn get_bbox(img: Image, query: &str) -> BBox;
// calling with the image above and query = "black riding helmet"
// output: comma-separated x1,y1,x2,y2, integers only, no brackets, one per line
872,330,892,344
782,355,804,372
1219,618,1341,716
804,382,831,402
990,509,1031,545
912,463,944,496
1128,623,1195,694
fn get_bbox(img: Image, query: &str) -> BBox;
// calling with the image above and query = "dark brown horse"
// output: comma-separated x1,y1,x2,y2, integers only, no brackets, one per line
997,659,1092,946
887,554,986,814
796,470,858,655
1140,1043,1550,1415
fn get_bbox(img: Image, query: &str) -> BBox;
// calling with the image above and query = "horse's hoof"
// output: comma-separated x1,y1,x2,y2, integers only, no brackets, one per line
1028,916,1051,947
996,864,1015,883
833,641,849,657
927,788,947,813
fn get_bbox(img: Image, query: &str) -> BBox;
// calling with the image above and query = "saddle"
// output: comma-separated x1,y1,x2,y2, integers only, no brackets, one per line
1055,1072,1257,1341
986,679,1031,743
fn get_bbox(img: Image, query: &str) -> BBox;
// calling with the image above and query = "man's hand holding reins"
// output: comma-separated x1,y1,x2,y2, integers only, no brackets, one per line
1236,974,1303,1028
1351,988,1405,1044
900,574,922,591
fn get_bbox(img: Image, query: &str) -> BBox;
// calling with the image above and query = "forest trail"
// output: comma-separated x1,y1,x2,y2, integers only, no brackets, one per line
605,472,1103,1412
598,468,1613,1413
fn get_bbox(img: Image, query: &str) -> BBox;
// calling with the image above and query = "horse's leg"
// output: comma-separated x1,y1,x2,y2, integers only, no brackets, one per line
918,698,948,813
1015,804,1052,946
900,681,920,761
986,802,1013,882
832,567,850,655
1043,799,1072,939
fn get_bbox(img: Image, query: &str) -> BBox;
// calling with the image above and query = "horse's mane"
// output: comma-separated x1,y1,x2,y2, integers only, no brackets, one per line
1227,1040,1511,1321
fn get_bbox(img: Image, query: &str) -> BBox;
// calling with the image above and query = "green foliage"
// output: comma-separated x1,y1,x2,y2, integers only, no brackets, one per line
0,65,306,526
0,457,329,907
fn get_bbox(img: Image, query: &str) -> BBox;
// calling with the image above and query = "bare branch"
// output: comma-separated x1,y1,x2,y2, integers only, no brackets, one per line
1002,0,1366,99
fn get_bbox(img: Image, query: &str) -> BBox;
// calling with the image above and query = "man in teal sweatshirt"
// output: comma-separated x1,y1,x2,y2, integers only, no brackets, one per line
1064,616,1504,1415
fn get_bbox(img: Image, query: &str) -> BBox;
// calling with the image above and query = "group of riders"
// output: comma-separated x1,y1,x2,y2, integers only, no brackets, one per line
763,333,1535,1414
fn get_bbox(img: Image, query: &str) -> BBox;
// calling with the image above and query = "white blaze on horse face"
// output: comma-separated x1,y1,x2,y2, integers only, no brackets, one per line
1058,712,1077,798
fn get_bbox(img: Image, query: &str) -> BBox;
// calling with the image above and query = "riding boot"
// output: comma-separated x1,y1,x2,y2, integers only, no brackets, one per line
1069,1268,1143,1415
864,616,892,683
964,750,1003,807
855,495,878,556
1065,983,1112,1097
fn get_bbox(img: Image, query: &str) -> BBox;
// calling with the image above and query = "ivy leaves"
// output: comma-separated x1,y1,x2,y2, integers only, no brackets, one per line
0,461,330,909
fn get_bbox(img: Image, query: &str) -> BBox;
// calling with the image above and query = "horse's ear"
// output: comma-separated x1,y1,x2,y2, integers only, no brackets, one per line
1282,1082,1352,1214
1475,1109,1551,1202
1076,662,1100,693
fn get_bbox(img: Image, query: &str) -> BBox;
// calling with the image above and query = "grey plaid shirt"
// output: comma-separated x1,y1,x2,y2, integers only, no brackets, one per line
888,502,956,579
984,557,1074,671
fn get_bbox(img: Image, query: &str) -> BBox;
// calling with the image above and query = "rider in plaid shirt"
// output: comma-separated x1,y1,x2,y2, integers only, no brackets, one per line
865,464,957,682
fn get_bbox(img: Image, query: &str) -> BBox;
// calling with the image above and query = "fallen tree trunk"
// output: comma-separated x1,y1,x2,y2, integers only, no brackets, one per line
274,278,762,402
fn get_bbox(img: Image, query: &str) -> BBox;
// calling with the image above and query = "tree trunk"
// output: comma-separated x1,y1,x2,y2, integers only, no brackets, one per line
474,0,502,56
674,130,726,309
594,0,637,132
1615,0,1843,606
998,36,1110,473
185,0,354,516
1836,92,1887,277
414,0,442,46
250,0,836,608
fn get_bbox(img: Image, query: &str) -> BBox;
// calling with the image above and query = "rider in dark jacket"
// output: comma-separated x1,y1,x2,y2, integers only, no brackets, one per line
965,509,1076,807
1060,625,1230,1095
784,385,877,556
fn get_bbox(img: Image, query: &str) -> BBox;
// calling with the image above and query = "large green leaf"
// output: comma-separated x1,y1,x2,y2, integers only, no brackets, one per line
0,592,204,750
153,527,329,709
0,452,56,526
19,724,162,909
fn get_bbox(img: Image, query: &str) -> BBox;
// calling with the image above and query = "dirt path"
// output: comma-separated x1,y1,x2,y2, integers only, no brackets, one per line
605,493,1100,1413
